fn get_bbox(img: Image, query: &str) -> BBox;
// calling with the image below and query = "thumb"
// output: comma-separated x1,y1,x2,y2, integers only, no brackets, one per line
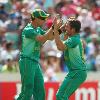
53,17,57,24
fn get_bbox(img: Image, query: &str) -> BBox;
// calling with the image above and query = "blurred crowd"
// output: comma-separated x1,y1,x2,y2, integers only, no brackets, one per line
0,0,100,82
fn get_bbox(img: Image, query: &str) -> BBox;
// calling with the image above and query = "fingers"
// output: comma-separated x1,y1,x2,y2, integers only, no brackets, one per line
53,17,57,24
53,17,57,27
60,23,66,29
59,22,67,32
59,20,63,26
52,16,62,30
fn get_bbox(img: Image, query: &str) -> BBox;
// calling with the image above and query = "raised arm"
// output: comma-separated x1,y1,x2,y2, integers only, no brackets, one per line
36,18,62,43
36,27,54,43
53,18,67,51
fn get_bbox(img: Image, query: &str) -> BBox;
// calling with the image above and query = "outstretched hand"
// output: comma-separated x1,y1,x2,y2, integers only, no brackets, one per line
53,17,62,30
59,22,67,32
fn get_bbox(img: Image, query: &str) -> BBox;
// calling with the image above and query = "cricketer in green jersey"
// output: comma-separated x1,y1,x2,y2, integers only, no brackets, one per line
53,17,87,100
17,9,62,100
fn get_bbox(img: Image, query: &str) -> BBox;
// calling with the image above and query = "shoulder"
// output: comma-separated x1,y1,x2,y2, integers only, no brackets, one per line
22,23,35,33
24,23,34,30
37,27,45,32
64,34,80,48
69,34,80,42
74,34,80,40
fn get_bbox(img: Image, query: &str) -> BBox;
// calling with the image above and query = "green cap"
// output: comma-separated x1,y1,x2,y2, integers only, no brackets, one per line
31,9,49,19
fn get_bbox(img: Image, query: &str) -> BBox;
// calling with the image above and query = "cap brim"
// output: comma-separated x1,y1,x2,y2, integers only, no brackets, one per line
43,14,50,18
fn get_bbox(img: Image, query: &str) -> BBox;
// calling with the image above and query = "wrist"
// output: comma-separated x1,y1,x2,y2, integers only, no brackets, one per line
51,24,54,35
52,24,54,30
54,29,59,36
58,29,62,35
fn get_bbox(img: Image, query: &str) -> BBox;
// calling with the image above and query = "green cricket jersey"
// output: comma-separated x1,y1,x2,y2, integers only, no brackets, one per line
20,23,45,62
63,34,87,71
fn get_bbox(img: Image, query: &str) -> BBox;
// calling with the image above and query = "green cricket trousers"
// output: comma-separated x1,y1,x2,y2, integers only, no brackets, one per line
56,70,87,100
17,57,45,100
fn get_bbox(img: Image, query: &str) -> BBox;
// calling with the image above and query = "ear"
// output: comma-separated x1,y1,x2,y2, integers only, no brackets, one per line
72,28,75,33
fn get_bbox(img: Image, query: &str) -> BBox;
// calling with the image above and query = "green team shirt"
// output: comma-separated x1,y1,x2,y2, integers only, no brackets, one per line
20,23,45,62
63,34,87,71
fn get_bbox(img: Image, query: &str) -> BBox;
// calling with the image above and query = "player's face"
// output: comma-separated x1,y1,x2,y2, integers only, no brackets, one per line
36,18,46,26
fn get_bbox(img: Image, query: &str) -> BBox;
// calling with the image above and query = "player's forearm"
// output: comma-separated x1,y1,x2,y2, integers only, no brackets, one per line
43,27,54,40
54,30,66,51
36,27,54,44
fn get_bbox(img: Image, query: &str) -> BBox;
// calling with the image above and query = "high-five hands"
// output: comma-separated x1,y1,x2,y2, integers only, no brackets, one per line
53,16,67,35
53,17,62,30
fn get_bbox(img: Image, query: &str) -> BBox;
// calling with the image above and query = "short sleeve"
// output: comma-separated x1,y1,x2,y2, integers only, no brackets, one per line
37,27,46,35
23,27,39,38
63,36,80,48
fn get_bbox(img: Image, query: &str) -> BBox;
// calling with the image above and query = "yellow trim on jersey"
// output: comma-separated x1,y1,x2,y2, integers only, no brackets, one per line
31,13,35,18
81,40,85,62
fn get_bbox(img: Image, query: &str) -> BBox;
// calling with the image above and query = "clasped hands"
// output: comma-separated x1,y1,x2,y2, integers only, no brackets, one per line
52,17,66,35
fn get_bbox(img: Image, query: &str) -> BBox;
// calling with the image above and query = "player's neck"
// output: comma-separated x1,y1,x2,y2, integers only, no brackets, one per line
31,21,38,28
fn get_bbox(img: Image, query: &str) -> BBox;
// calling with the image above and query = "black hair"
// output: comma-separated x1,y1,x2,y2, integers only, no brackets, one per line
69,20,81,33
